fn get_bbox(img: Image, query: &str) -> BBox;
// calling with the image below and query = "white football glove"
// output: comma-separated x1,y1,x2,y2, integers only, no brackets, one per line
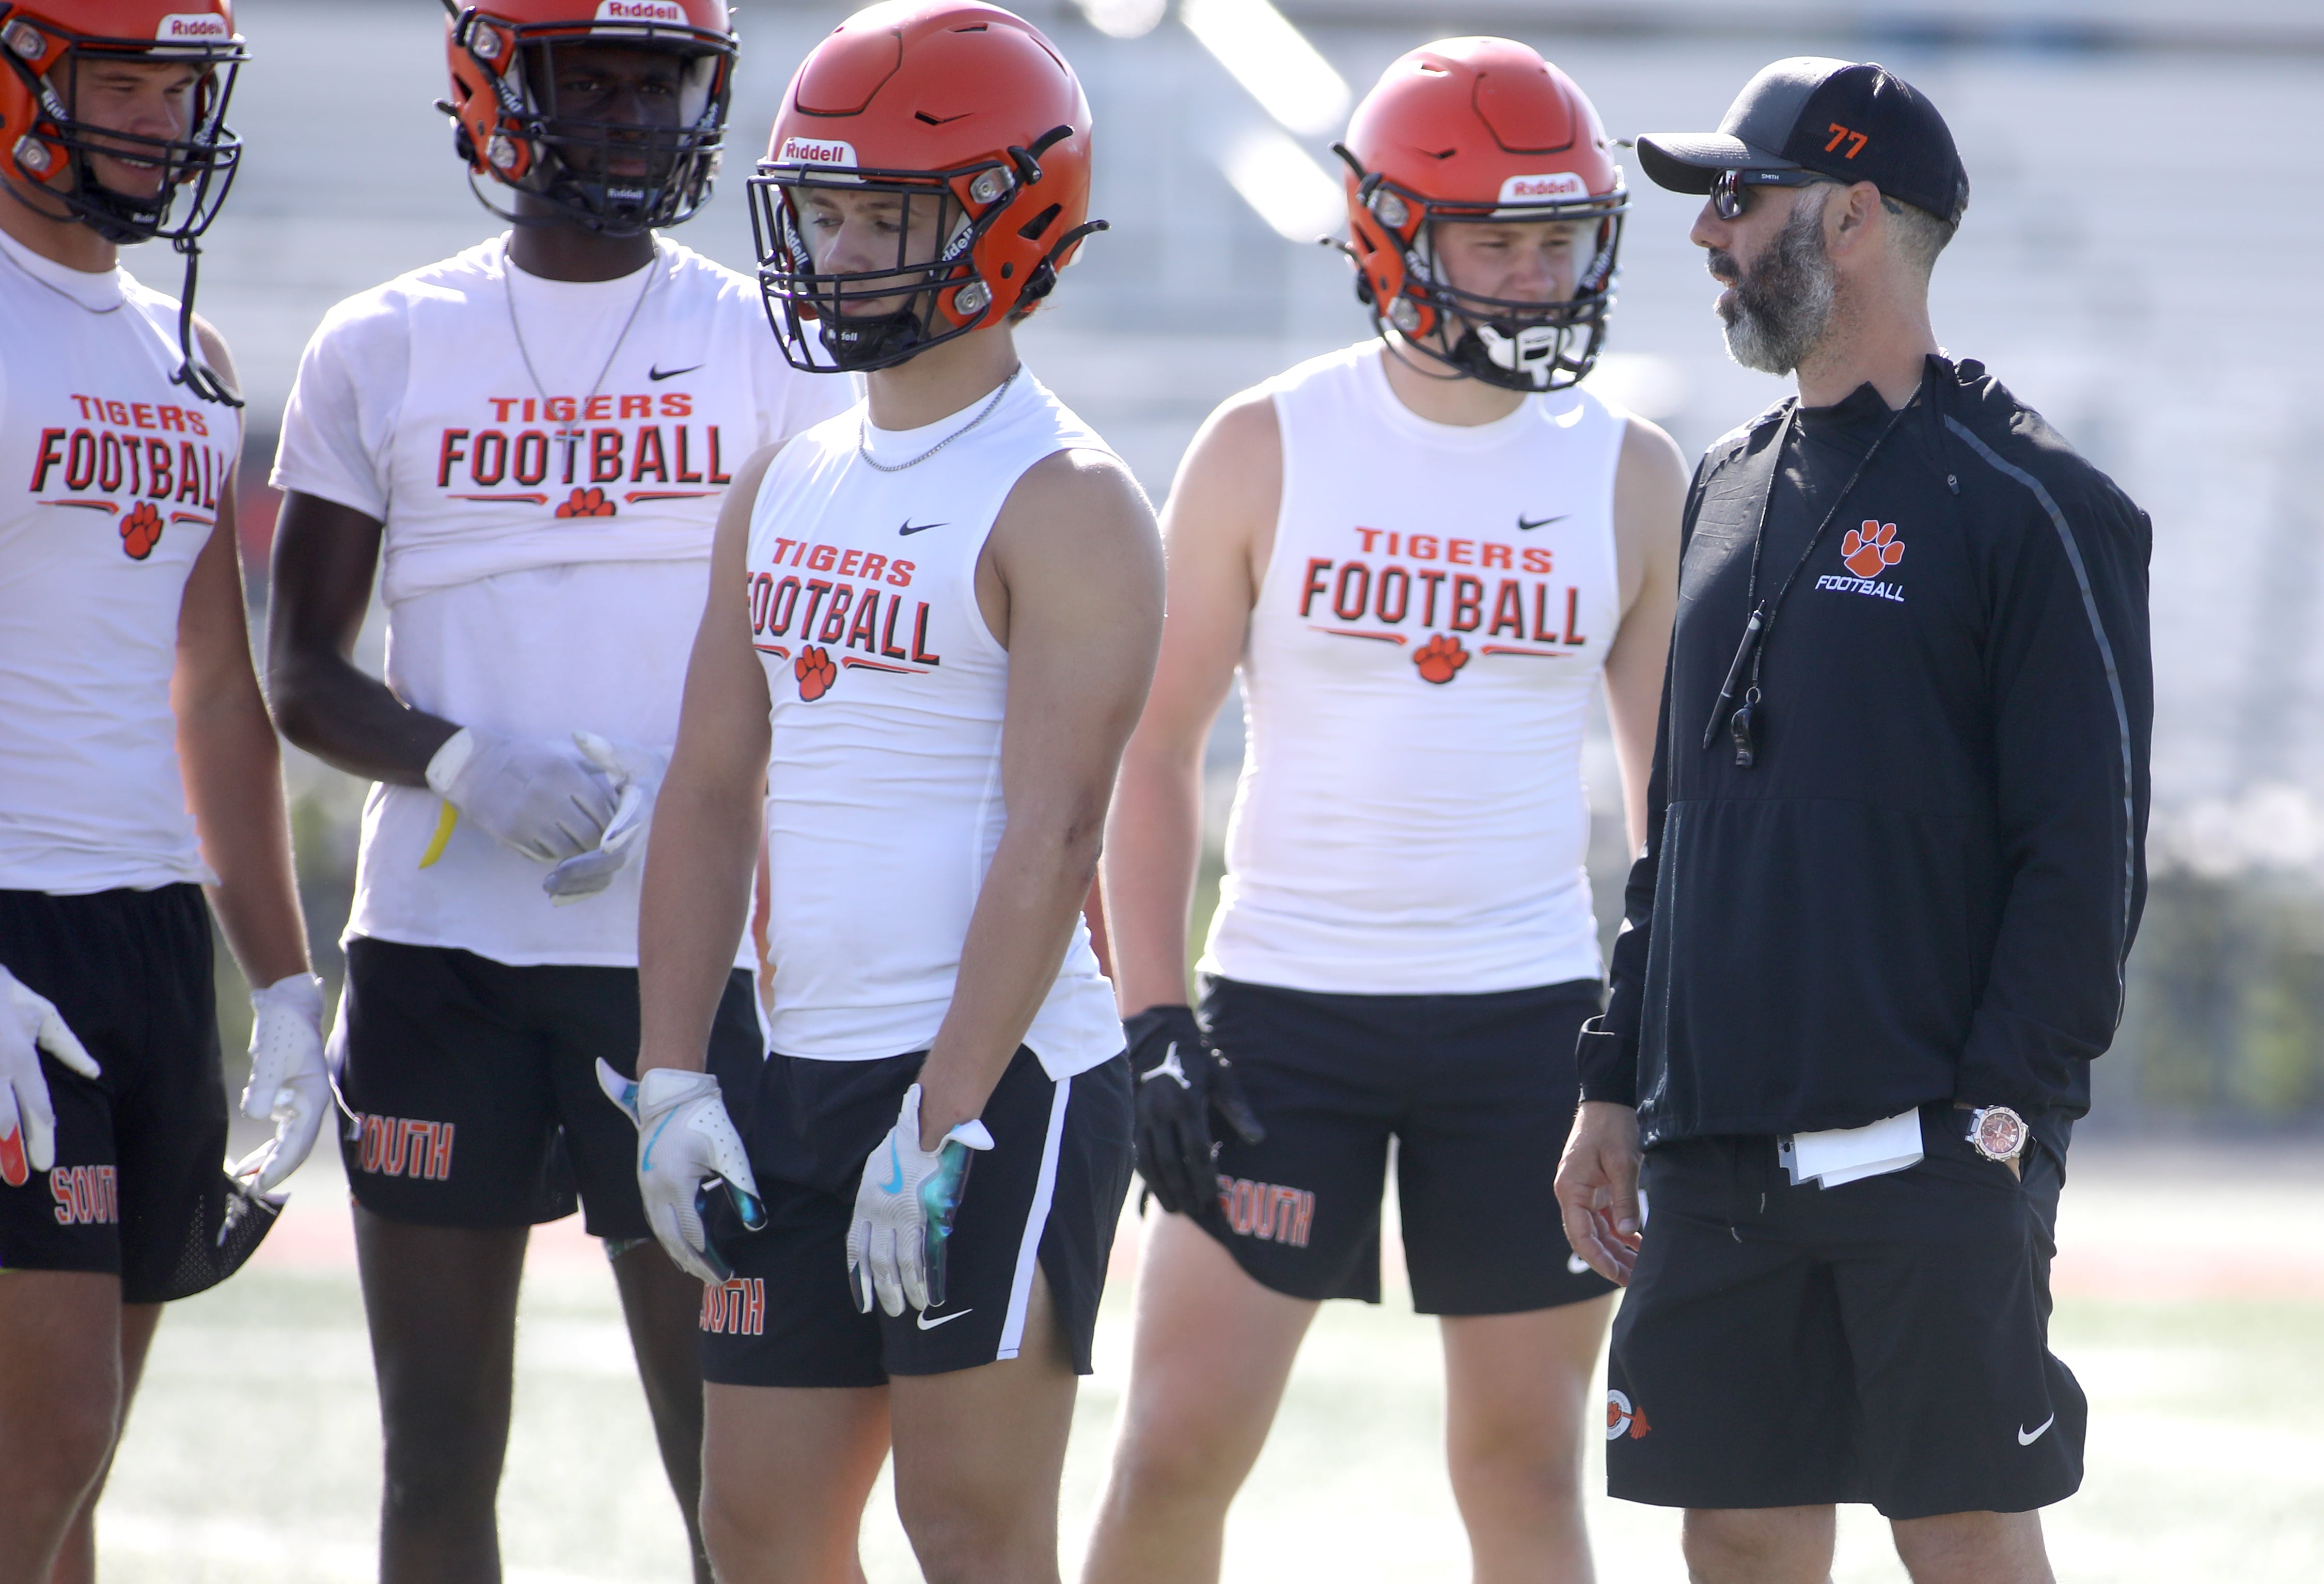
598,1060,766,1284
543,733,671,905
231,973,329,1193
425,726,618,864
0,963,101,1188
846,1083,993,1318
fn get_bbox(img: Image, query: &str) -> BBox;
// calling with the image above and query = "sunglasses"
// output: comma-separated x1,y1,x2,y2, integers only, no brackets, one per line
1710,168,1835,221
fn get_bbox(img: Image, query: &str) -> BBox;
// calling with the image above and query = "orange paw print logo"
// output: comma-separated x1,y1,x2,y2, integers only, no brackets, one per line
1412,632,1469,685
1841,520,1903,580
119,501,164,560
794,645,837,701
555,487,617,518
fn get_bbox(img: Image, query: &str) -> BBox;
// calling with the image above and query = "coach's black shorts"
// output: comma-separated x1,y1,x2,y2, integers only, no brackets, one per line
1193,974,1613,1315
1606,1108,2085,1519
0,886,276,1303
335,936,761,1240
699,1043,1133,1387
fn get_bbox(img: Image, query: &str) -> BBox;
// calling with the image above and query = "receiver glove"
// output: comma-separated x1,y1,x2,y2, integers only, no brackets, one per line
0,964,100,1188
1127,1004,1264,1217
426,726,617,864
543,733,670,904
599,1060,765,1284
846,1083,992,1317
231,972,329,1193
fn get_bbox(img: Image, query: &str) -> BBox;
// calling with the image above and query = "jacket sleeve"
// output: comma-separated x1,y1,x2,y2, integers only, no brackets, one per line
1952,432,2154,1119
1576,460,1707,1105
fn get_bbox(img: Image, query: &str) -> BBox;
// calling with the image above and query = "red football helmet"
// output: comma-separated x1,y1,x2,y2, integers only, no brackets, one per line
1338,39,1627,392
443,0,734,235
0,0,243,245
750,0,1104,372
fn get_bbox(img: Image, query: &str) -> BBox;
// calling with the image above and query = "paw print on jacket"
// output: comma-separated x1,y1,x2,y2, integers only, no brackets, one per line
119,501,164,560
1840,520,1903,580
1412,632,1469,685
794,645,837,702
556,486,617,518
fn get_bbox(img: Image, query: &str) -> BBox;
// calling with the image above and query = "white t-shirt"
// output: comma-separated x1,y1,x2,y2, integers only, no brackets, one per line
0,225,242,893
273,235,851,966
1200,341,1628,994
741,373,1127,1080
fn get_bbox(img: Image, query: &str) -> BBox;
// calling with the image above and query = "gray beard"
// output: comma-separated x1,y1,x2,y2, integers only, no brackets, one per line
1716,193,1836,376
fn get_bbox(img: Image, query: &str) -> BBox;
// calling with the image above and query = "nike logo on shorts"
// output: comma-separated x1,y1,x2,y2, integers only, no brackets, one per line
2017,1414,2055,1446
899,520,947,536
916,1307,972,1330
649,363,702,382
1517,513,1568,531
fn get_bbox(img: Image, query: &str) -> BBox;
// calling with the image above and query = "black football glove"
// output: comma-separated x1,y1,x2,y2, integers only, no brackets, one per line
1126,1004,1265,1217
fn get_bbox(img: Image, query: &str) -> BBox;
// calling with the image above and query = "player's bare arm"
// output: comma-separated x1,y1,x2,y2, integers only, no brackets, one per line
175,320,311,990
915,449,1164,1147
1604,418,1686,850
265,495,452,786
1103,390,1277,1017
635,443,779,1080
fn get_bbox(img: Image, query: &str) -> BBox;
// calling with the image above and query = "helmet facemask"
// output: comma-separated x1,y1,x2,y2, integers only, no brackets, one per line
750,130,1095,375
449,11,731,236
0,14,243,247
1349,169,1627,394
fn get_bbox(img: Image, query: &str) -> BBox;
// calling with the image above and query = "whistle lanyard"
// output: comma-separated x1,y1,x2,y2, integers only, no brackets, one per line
1701,395,1914,767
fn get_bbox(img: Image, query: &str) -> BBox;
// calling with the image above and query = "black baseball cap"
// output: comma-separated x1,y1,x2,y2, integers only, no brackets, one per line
1637,57,1969,225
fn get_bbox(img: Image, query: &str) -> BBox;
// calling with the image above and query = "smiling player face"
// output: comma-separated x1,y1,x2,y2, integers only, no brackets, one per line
51,56,206,203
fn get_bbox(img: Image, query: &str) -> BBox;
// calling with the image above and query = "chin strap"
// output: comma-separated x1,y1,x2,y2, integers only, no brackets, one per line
168,235,241,409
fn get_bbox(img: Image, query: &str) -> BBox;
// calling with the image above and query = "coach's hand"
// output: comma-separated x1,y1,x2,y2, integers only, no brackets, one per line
1556,1100,1643,1286
1126,1004,1264,1218
847,1083,992,1317
543,733,670,904
426,726,618,865
231,973,329,1193
0,964,101,1188
599,1060,766,1284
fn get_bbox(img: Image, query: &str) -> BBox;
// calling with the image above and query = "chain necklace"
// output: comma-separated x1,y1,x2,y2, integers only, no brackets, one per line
857,365,1020,472
0,233,124,315
503,236,658,471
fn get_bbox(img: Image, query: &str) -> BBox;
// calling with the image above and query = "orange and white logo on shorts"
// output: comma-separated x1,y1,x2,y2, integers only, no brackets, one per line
1605,1387,1651,1440
701,1277,765,1335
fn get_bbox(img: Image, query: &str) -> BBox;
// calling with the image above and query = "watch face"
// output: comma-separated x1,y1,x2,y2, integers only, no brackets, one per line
1973,1107,2027,1160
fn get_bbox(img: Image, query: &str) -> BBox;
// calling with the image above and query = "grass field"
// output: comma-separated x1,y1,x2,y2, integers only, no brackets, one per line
91,1144,2324,1582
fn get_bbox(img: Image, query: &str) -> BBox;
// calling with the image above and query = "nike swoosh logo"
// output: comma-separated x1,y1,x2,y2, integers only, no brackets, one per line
1517,514,1568,531
1567,1253,1592,1275
898,520,947,536
916,1307,973,1330
649,363,702,382
640,1113,675,1173
878,1137,905,1196
2018,1414,2055,1446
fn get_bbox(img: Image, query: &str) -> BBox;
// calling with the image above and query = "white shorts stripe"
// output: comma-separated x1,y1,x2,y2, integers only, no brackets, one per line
995,1073,1072,1361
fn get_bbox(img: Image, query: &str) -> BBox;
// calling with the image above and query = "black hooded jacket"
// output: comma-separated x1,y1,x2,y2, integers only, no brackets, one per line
1578,356,2152,1159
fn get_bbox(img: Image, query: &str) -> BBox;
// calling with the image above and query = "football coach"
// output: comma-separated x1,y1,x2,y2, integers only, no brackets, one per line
1553,59,2152,1584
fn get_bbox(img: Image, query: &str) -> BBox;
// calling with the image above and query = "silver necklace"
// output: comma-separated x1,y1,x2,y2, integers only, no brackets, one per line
503,237,657,461
858,365,1020,472
0,236,124,314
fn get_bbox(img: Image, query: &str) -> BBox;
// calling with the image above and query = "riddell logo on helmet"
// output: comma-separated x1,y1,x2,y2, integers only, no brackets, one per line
1499,171,1589,202
156,12,230,38
778,136,857,170
596,0,687,21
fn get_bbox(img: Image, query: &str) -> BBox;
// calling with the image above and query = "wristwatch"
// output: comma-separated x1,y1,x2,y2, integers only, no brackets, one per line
1965,1105,2028,1164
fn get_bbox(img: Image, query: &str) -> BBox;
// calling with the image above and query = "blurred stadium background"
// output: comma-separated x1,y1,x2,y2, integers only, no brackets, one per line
98,0,2324,1577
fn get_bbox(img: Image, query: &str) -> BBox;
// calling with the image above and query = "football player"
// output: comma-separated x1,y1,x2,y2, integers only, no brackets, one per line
622,4,1156,1578
1082,41,1685,1584
265,3,846,1577
0,3,326,1578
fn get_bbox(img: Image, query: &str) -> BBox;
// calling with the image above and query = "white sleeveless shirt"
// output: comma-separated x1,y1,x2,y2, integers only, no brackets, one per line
744,371,1124,1080
273,236,849,967
0,227,242,894
1200,341,1627,995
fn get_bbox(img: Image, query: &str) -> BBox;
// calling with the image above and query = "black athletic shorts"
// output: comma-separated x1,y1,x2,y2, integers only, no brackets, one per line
1194,974,1613,1315
699,1043,1133,1388
0,886,276,1303
334,935,762,1240
1606,1107,2085,1519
